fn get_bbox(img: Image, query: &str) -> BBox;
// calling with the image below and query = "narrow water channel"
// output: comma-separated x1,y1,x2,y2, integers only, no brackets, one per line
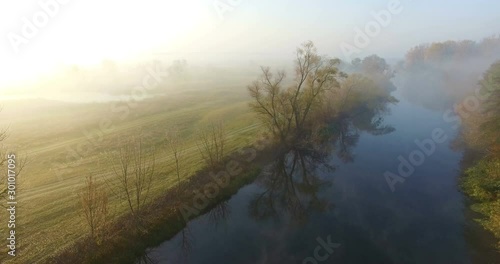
141,88,497,264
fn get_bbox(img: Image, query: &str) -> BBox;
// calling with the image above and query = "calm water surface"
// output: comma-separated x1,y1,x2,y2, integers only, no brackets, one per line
142,89,497,264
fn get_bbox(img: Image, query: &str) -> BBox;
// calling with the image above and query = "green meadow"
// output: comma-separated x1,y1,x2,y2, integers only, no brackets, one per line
0,74,262,263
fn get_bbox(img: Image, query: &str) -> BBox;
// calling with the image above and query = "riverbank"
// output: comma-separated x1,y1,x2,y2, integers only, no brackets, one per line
138,88,495,263
457,61,500,253
47,139,282,263
460,151,500,251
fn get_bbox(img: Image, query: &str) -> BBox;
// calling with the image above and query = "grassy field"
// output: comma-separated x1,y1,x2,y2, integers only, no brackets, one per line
0,75,263,263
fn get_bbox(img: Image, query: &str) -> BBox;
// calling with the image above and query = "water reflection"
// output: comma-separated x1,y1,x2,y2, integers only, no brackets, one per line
141,89,399,263
178,226,194,264
332,104,395,163
207,201,231,230
249,146,334,224
137,250,159,264
249,99,397,225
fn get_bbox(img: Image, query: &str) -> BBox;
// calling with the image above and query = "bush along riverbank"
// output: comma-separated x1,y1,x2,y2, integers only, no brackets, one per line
457,61,500,250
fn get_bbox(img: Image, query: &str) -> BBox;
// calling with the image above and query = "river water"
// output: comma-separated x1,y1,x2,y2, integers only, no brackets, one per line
141,89,498,264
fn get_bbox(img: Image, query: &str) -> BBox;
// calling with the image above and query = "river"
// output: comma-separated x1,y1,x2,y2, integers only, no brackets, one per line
140,88,498,264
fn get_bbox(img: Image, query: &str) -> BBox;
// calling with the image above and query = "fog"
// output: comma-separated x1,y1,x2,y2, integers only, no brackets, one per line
1,0,500,103
2,1,500,263
395,37,500,110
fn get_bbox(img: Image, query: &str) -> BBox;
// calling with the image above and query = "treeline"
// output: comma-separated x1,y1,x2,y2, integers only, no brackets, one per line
343,54,396,93
403,35,500,68
396,36,500,110
458,61,500,249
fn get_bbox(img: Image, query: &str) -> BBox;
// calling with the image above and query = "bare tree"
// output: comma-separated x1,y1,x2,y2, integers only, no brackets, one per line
248,67,290,141
248,41,346,142
79,174,108,243
0,124,10,202
109,139,156,225
197,121,226,170
0,120,29,207
165,128,185,190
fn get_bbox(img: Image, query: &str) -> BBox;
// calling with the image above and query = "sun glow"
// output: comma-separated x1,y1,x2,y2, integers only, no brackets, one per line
0,0,212,89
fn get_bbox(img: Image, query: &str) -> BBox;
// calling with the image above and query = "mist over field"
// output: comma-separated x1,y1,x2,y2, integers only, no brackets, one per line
0,1,499,264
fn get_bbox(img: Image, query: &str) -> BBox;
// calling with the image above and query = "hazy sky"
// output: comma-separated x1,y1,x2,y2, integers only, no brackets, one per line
0,0,499,87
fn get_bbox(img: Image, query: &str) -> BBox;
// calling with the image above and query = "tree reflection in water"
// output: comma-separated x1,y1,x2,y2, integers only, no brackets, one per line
335,113,394,162
208,201,231,230
177,226,193,264
152,100,396,263
250,102,395,224
137,249,158,264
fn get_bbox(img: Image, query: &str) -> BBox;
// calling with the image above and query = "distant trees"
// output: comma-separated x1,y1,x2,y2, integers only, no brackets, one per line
349,55,395,92
344,74,397,110
169,59,189,81
452,60,500,151
480,61,500,152
169,59,188,75
356,55,390,76
403,36,500,69
248,41,346,142
396,36,500,110
79,175,108,243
